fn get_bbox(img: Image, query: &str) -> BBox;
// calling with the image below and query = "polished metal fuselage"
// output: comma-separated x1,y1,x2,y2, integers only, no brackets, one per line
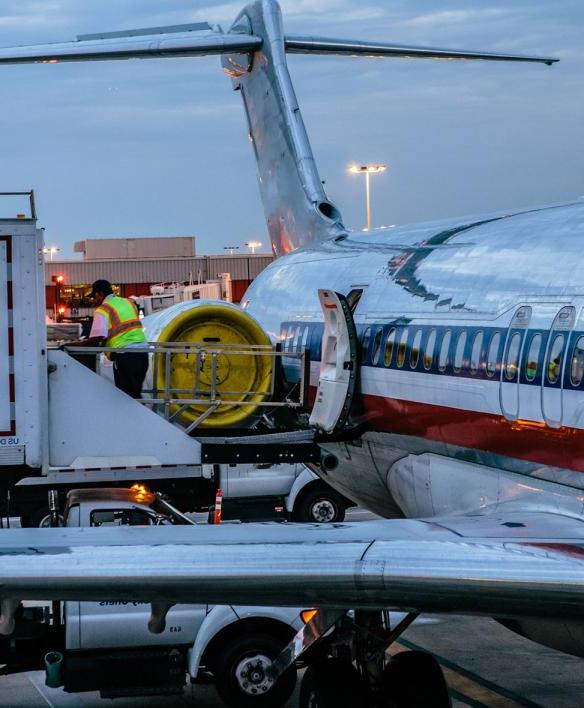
244,200,584,518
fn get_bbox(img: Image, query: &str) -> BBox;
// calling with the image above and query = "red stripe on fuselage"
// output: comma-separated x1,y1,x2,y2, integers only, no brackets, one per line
358,392,584,473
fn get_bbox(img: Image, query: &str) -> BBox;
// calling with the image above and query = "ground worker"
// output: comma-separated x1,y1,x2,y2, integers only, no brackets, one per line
71,280,148,398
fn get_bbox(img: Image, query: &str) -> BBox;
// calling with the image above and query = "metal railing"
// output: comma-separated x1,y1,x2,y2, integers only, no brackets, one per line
0,190,36,219
61,342,308,433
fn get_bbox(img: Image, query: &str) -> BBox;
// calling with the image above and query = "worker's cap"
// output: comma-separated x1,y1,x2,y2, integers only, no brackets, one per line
90,279,113,296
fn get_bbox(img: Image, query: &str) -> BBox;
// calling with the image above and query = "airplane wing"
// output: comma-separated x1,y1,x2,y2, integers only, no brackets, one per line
0,24,261,64
0,510,583,620
284,36,558,65
0,23,556,66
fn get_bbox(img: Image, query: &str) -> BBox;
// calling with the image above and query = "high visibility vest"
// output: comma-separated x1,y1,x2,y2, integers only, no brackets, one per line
95,296,147,349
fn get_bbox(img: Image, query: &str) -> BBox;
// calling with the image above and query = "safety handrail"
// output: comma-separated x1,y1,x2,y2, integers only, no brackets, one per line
59,342,308,431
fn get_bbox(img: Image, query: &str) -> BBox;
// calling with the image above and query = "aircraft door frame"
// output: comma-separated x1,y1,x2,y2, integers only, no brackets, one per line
499,306,531,421
309,289,358,433
541,305,575,429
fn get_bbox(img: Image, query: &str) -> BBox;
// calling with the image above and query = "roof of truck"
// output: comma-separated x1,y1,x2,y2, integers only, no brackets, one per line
66,487,156,507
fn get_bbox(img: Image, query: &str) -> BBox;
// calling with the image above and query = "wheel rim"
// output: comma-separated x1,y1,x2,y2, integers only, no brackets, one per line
234,653,275,696
310,499,336,522
38,514,64,528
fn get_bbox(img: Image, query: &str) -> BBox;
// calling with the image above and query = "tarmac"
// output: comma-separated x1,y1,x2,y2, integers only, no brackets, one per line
1,509,583,707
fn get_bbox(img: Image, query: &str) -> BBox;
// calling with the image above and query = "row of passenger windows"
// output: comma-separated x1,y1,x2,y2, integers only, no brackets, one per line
362,326,584,387
281,322,584,387
282,325,311,352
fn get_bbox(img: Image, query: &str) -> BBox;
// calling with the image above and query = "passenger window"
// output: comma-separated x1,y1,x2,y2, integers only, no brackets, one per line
397,328,409,368
424,329,436,370
292,325,301,351
371,328,383,365
362,327,372,361
286,327,294,352
469,331,483,374
546,334,564,384
384,328,396,367
438,330,451,372
301,326,310,350
410,329,422,369
525,334,542,382
486,332,501,377
453,331,467,374
571,336,584,386
504,332,521,381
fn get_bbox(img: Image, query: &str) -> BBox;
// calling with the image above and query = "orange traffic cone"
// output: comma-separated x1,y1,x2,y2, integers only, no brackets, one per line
212,488,223,525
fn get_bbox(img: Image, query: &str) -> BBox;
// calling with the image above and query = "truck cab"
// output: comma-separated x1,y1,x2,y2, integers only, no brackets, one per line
0,488,304,707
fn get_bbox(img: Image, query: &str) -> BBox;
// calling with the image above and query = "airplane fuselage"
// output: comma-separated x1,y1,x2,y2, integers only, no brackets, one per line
244,200,584,518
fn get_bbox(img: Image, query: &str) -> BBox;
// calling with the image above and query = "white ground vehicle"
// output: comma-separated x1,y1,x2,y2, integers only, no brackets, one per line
221,462,350,523
22,462,350,527
0,488,304,707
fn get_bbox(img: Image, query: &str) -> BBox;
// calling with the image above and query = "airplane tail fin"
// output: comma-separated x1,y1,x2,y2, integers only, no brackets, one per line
223,1,556,255
0,0,557,257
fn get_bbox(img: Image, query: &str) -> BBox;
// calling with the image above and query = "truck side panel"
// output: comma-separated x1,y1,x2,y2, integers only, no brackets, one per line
67,601,208,651
0,221,46,471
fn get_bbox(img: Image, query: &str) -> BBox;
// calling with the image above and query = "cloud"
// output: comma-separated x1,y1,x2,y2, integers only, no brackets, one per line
182,0,386,26
402,8,508,29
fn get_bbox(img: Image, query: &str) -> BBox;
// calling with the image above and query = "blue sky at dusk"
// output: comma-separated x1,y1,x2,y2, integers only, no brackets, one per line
0,0,581,256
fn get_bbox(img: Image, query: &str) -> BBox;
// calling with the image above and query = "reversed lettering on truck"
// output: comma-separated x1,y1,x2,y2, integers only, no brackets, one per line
0,437,20,446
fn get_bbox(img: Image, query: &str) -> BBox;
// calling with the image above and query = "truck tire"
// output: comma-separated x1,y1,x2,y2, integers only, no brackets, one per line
213,632,296,708
293,486,346,523
21,506,64,528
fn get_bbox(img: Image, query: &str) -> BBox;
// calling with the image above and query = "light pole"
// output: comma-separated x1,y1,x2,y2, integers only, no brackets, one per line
223,246,240,255
245,240,262,254
348,164,387,231
43,246,60,261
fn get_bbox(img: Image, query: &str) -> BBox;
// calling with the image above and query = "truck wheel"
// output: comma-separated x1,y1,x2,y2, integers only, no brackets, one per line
21,506,64,528
213,632,296,708
293,486,345,523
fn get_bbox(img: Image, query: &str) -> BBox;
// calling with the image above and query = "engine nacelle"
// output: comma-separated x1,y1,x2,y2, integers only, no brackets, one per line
143,300,272,429
499,618,584,657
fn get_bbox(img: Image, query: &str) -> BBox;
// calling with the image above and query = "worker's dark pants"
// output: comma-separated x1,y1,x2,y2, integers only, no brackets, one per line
111,351,149,399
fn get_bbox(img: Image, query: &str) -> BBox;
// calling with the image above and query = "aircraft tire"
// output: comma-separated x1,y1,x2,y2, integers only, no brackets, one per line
293,486,346,523
299,658,367,708
213,632,296,708
381,650,451,707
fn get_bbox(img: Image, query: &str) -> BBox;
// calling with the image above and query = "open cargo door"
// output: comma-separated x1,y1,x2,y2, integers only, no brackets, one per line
309,290,358,433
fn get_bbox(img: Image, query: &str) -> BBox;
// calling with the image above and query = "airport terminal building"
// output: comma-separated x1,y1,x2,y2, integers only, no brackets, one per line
44,236,273,315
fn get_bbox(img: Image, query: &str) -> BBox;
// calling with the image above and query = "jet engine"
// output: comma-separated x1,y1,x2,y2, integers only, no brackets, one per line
143,300,272,429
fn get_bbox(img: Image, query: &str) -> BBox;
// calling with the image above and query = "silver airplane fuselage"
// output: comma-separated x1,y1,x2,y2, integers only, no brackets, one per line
244,200,584,518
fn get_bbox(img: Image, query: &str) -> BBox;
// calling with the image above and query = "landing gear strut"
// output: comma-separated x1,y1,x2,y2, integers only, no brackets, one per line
291,610,451,708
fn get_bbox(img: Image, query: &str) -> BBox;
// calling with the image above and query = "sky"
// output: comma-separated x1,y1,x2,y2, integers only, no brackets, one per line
0,0,582,257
